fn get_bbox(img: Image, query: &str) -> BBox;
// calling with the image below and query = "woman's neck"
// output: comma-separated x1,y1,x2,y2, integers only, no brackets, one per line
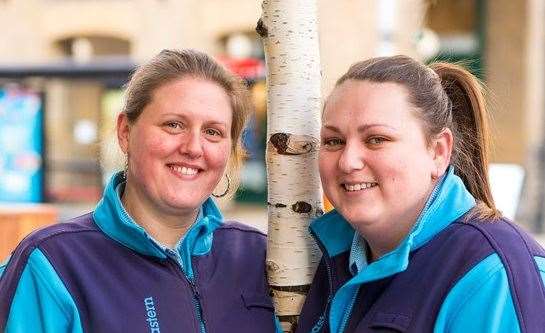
121,183,199,249
361,221,413,262
359,184,436,262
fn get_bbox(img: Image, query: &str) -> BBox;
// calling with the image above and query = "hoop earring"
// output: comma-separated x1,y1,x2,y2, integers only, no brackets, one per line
212,174,231,198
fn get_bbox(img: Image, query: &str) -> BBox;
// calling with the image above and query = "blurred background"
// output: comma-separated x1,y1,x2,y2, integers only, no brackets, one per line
1,0,544,258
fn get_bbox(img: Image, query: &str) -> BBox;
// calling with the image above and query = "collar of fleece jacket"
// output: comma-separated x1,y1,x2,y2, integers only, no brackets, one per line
310,166,476,283
93,171,223,278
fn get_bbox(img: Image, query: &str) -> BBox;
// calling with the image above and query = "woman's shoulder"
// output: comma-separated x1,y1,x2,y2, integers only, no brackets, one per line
414,215,545,291
431,217,545,331
453,216,545,257
11,212,99,254
216,220,267,237
212,221,267,250
434,216,545,279
3,212,109,281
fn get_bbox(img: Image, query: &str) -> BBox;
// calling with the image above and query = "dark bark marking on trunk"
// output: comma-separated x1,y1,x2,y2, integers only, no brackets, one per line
292,201,312,213
269,132,318,155
275,203,287,208
256,18,268,38
270,133,290,154
267,202,287,208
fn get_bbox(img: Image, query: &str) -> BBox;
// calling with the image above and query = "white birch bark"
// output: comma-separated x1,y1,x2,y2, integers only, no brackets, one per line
257,1,323,331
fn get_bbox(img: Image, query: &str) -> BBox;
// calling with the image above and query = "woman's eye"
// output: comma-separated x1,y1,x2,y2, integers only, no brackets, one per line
165,121,184,129
367,137,386,145
322,137,344,148
204,128,222,137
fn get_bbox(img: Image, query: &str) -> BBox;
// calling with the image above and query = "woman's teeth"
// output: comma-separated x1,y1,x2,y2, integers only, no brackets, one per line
171,166,198,175
344,182,378,192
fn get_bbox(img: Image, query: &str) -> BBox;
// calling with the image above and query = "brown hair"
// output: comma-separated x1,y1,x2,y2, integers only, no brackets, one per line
336,55,500,219
122,49,252,195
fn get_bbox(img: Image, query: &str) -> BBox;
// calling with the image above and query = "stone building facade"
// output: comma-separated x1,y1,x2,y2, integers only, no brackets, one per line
0,0,540,209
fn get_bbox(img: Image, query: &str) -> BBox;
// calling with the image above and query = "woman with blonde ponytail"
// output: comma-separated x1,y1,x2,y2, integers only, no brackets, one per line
296,55,545,333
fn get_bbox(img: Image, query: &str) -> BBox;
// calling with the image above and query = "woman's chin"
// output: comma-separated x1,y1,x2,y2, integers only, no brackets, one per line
161,195,205,214
339,207,381,230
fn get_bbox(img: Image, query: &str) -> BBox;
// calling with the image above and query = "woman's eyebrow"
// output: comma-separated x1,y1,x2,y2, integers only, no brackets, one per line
322,123,396,132
357,123,397,132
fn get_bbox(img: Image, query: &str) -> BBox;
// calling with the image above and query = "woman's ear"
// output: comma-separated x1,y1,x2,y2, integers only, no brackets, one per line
430,128,453,179
117,113,130,154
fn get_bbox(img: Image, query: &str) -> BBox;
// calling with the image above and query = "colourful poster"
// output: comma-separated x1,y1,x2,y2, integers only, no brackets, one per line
0,88,43,202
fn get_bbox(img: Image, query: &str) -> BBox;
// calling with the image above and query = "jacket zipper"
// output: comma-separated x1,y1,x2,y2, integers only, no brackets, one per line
338,287,359,333
167,251,207,333
187,275,206,333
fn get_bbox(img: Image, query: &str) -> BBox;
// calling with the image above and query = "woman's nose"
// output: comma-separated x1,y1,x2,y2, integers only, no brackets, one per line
180,131,203,158
338,142,365,173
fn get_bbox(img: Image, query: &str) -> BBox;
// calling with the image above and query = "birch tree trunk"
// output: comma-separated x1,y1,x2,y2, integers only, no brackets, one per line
257,1,323,331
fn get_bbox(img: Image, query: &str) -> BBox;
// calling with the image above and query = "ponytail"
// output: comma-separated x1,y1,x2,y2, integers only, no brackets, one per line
430,62,500,219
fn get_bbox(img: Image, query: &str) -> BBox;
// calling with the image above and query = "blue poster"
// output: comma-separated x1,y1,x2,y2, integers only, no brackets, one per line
0,88,43,202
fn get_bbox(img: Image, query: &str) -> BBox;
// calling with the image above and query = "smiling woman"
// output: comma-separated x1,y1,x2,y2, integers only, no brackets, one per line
319,81,438,258
0,49,279,333
297,56,545,333
118,77,234,246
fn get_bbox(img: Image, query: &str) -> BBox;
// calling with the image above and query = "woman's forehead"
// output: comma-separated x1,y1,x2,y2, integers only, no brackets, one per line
324,81,414,122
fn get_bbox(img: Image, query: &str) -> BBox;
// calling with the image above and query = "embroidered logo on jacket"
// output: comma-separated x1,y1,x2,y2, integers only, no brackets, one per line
144,297,161,332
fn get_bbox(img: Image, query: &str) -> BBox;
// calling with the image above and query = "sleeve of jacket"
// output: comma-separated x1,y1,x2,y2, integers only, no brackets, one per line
434,253,521,333
0,247,83,333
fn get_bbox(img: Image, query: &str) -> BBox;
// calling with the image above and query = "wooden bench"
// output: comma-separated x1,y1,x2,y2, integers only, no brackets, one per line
0,204,58,261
